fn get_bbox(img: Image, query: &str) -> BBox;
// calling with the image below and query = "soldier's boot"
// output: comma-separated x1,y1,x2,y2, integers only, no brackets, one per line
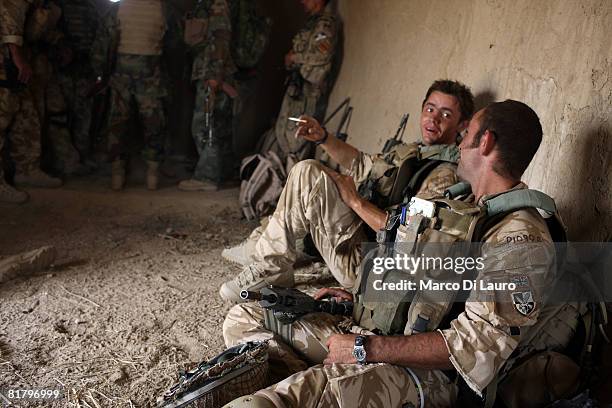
146,161,159,191
222,237,258,266
219,264,294,302
178,178,219,192
14,168,63,188
111,160,126,191
0,181,29,204
222,395,276,408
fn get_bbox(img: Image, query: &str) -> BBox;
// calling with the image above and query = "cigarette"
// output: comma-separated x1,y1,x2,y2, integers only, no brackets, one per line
288,117,307,123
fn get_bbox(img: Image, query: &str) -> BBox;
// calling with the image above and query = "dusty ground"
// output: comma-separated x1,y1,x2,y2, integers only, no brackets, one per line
0,175,259,407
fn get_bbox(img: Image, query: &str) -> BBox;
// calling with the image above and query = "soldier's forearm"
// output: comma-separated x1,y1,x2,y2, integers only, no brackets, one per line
366,332,453,370
320,134,360,170
350,198,387,231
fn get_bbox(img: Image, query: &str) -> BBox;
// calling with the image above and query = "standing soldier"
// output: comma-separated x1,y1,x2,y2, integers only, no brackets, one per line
0,0,63,204
56,0,99,170
28,0,84,177
178,0,238,192
265,0,338,163
91,0,180,191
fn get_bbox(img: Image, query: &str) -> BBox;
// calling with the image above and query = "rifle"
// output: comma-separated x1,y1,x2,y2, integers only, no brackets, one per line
382,113,409,154
201,85,215,148
240,286,353,324
358,113,410,204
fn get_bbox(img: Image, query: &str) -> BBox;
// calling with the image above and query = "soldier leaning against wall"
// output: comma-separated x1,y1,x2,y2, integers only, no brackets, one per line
0,0,63,204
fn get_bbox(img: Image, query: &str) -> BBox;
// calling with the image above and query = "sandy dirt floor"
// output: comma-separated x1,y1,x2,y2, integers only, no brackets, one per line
0,176,261,407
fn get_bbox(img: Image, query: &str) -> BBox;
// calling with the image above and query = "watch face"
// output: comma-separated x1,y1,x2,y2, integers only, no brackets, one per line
353,347,366,362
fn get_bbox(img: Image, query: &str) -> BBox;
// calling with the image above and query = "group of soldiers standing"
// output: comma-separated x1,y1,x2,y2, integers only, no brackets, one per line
0,0,338,203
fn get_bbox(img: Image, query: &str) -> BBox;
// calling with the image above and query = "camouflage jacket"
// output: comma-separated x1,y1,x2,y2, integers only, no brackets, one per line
189,0,236,82
0,0,65,81
90,1,182,79
438,183,574,396
57,0,99,67
290,2,337,88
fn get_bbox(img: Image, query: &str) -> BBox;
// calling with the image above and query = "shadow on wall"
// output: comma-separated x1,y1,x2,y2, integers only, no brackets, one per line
473,90,496,112
564,124,611,241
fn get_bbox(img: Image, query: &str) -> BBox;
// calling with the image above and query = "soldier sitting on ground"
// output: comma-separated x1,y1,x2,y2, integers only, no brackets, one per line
219,80,474,301
222,100,580,408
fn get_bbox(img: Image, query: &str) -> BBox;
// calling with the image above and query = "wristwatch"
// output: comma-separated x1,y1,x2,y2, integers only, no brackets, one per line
353,335,367,364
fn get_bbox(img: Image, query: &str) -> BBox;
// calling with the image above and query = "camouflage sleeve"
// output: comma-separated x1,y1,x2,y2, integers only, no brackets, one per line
0,0,29,46
293,14,337,86
439,208,555,395
90,6,118,76
192,0,236,81
414,162,458,199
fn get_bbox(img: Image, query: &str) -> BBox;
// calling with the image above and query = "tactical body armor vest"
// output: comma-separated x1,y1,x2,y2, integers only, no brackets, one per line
359,142,460,211
356,181,561,336
117,0,164,56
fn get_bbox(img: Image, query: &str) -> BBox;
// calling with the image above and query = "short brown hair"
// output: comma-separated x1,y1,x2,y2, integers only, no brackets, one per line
475,100,543,179
423,80,474,122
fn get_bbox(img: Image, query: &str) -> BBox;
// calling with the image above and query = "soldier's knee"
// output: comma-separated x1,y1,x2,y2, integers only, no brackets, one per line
222,395,276,408
287,159,323,182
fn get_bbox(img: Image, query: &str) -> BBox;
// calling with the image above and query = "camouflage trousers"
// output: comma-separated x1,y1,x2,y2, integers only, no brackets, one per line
107,55,166,162
191,79,234,183
272,85,324,162
57,67,94,159
223,302,457,407
248,159,365,291
30,54,81,174
0,87,42,179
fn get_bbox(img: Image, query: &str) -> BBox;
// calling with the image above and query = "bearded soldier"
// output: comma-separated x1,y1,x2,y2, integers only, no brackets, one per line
91,0,181,191
0,0,63,204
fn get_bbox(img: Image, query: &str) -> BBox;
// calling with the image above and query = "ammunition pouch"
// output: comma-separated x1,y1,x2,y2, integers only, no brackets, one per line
158,341,269,408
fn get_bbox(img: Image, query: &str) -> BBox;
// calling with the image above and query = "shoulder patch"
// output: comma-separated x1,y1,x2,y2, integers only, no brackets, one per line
511,291,536,316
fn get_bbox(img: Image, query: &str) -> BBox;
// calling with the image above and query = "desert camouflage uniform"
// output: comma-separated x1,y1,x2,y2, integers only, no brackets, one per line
91,0,179,163
0,0,43,180
237,147,459,293
189,0,236,184
224,183,578,407
271,3,337,162
56,0,98,161
26,0,82,174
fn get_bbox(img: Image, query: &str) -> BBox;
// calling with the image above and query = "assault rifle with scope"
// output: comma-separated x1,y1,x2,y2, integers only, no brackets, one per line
240,286,353,324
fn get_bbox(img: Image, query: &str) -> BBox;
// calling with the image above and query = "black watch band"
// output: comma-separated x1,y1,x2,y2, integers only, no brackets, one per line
314,127,329,145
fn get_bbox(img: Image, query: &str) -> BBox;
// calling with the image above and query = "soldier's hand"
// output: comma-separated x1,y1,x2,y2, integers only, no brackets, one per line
322,167,360,208
295,115,325,142
220,82,239,98
324,334,359,365
313,287,353,302
284,51,298,68
8,44,32,84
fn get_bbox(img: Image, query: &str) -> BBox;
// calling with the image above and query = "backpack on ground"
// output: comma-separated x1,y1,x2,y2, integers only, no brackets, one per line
239,151,295,221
